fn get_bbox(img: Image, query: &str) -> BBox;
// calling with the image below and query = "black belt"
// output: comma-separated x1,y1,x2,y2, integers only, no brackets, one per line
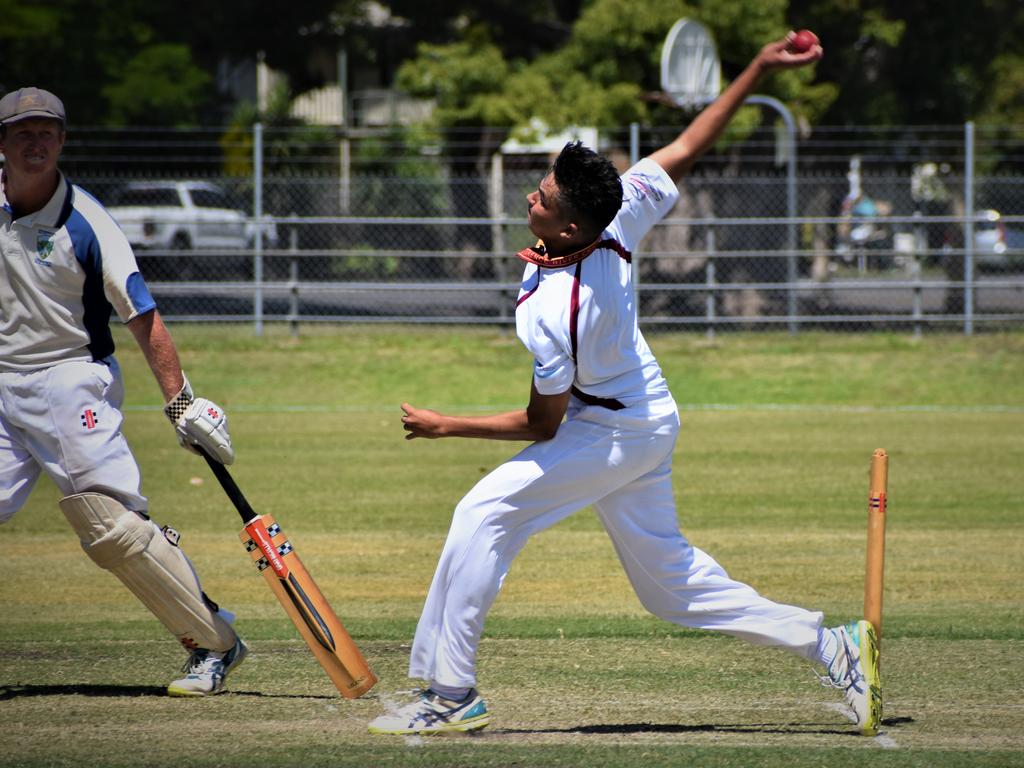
570,386,625,411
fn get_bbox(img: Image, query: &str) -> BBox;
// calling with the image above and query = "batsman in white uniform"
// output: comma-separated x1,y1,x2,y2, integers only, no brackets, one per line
0,87,246,696
369,35,882,737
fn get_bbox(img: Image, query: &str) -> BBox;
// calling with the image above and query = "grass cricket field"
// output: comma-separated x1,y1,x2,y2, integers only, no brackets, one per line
3,326,1022,767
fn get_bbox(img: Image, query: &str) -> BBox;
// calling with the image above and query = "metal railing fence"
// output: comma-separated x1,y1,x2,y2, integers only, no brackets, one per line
53,121,1024,334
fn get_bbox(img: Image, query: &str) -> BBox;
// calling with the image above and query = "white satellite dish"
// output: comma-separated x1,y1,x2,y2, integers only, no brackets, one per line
660,18,721,109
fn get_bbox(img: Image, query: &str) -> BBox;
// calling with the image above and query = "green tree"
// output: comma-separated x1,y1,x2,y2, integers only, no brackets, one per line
4,0,1021,129
396,28,513,127
977,52,1024,126
385,0,578,57
103,44,210,126
396,0,837,135
0,0,337,126
0,0,153,124
787,0,1023,126
392,0,1024,129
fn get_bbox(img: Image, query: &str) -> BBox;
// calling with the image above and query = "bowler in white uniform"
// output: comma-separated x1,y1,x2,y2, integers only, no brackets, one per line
368,35,882,737
0,87,246,696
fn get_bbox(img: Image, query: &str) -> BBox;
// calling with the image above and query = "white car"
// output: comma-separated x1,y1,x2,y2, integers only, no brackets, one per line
974,209,1024,270
107,180,277,251
107,181,277,279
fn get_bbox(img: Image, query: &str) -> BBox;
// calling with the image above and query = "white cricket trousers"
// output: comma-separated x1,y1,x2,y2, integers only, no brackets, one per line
409,398,824,688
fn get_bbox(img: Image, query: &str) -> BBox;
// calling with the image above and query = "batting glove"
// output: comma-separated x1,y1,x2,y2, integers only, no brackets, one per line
163,374,236,465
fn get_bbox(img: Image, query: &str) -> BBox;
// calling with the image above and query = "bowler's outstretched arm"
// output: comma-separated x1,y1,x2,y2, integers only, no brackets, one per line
650,35,822,182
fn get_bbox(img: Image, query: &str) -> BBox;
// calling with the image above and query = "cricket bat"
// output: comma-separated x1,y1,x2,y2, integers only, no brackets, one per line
201,452,377,698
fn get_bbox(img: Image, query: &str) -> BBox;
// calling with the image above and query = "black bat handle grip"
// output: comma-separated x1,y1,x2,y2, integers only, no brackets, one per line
200,449,258,525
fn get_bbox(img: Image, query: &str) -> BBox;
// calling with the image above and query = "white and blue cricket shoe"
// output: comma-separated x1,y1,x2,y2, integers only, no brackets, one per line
167,637,248,697
822,620,883,735
368,688,490,735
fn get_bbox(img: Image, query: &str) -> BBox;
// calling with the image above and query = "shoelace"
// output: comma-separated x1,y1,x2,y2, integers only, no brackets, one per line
393,688,470,719
181,651,222,675
383,689,432,715
818,671,847,690
396,688,430,701
817,642,865,693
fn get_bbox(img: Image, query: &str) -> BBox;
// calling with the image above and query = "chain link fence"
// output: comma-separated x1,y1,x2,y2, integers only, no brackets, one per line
58,121,1024,334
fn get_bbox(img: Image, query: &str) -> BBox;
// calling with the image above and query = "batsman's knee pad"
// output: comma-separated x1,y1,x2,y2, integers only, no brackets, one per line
59,492,236,652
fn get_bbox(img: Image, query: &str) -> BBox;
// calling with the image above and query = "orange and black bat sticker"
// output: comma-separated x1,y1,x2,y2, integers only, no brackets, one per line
245,519,290,577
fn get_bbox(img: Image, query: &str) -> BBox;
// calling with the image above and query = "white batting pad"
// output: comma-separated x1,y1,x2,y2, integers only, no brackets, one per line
59,493,236,652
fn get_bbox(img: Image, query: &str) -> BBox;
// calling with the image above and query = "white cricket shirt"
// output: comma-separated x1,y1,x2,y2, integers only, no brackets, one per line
515,158,679,407
0,171,155,372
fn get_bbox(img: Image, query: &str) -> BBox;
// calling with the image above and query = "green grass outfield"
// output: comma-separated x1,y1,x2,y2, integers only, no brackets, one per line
3,326,1023,767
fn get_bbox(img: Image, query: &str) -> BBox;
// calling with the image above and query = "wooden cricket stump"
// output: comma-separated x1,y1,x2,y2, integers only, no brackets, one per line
864,448,888,648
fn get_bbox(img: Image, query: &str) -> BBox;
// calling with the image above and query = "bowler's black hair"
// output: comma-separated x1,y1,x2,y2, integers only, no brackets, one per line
551,141,623,238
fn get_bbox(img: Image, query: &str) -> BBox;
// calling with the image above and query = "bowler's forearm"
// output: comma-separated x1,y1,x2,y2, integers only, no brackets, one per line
429,410,554,441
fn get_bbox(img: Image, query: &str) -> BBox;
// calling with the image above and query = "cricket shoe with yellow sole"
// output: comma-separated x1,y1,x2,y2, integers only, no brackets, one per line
368,688,490,735
167,637,248,697
823,620,882,735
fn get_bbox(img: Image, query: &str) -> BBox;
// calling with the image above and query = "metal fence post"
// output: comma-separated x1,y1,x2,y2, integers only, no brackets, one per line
911,253,922,339
490,152,507,323
964,121,975,335
785,119,798,334
253,122,264,336
705,223,717,342
288,224,300,337
339,137,351,215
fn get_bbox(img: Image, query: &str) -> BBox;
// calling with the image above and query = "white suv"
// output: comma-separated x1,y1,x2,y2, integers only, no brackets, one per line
107,180,277,252
107,181,277,279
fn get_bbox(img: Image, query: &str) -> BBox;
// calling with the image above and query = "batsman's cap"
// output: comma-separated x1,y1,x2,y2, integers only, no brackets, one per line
0,87,66,127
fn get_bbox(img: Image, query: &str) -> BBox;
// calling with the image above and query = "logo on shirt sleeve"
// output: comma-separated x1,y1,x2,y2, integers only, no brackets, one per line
624,173,666,202
81,409,99,429
533,359,558,379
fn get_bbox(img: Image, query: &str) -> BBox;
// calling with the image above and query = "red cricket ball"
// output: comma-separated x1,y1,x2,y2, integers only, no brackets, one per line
788,29,819,53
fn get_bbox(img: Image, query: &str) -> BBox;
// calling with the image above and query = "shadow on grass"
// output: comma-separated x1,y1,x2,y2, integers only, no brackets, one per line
0,684,336,700
495,717,912,737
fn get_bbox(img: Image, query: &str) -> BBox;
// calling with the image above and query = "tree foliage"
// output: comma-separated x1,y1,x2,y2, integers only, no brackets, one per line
396,30,513,126
393,0,1022,131
0,0,1021,128
396,0,835,137
102,44,211,127
384,0,578,57
0,0,336,126
788,0,1022,125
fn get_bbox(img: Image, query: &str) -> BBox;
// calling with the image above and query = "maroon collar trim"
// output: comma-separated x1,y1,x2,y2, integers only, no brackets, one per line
516,237,631,268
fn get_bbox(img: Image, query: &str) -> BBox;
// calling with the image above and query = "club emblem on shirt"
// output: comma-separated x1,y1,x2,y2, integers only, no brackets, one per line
36,230,56,262
81,409,99,429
